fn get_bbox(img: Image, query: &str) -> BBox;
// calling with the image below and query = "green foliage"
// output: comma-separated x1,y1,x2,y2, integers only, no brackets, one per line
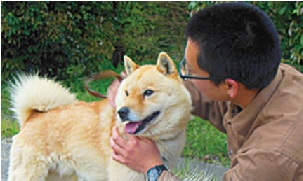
1,2,189,82
252,2,303,67
2,2,114,80
1,84,14,117
189,1,303,72
2,82,19,138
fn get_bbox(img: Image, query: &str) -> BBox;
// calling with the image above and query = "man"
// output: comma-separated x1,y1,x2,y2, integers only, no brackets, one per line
110,2,303,181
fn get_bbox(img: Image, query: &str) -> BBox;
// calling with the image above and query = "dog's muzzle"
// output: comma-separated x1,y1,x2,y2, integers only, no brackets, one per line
117,106,161,134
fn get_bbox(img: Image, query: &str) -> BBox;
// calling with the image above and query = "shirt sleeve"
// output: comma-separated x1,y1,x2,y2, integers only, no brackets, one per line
223,149,299,181
184,81,228,133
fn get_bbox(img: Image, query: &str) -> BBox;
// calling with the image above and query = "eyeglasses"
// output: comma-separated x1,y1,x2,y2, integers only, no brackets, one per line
178,57,222,80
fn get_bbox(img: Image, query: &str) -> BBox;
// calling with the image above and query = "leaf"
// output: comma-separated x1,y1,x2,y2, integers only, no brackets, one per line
188,2,197,10
279,5,287,15
23,30,30,35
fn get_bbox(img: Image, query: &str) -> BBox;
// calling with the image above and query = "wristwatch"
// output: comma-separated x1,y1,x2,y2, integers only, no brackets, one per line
147,164,168,181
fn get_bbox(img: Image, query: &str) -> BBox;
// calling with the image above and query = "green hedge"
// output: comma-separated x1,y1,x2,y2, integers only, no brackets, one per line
2,2,302,83
1,2,189,81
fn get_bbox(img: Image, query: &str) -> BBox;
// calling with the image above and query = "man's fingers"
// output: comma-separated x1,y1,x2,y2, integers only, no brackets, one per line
110,136,126,157
125,133,138,142
111,127,127,149
112,150,126,164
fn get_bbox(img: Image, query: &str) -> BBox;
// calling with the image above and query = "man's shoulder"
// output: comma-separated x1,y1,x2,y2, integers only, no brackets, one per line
261,63,303,125
241,63,303,158
245,109,303,165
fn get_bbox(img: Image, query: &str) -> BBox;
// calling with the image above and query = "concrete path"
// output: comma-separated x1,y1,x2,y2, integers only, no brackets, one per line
1,138,227,181
1,140,12,181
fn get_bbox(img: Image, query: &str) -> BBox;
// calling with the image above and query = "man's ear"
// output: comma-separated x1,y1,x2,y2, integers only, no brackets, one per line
224,79,238,98
124,55,139,76
156,52,176,76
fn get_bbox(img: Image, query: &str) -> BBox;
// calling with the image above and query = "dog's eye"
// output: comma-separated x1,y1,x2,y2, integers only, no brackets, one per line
125,90,129,97
143,89,154,97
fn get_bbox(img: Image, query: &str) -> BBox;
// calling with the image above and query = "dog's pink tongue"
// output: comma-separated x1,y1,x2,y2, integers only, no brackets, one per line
125,121,142,134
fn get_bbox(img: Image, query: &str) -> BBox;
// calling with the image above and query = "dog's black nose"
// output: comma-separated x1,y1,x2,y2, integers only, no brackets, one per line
117,107,129,121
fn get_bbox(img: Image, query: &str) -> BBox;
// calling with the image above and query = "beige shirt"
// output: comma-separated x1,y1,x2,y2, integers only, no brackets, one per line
183,63,303,181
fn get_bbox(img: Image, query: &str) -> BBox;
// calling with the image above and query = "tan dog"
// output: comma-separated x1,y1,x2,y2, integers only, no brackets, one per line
8,52,192,181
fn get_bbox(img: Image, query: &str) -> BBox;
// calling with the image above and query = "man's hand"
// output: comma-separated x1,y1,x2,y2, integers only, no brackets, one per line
110,126,164,173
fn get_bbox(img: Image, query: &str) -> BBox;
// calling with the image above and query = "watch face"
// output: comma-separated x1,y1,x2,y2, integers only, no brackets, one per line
147,165,168,181
148,168,160,181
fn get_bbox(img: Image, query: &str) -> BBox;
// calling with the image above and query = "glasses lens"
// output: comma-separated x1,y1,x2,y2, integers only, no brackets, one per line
180,58,187,76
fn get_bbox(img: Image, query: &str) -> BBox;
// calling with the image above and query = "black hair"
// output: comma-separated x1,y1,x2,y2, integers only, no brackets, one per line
185,2,281,89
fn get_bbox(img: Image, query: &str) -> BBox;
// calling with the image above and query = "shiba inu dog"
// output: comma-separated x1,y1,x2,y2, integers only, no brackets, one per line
8,52,192,181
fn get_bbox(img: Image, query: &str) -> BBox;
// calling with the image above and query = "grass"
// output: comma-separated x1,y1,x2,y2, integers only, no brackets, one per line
183,117,229,167
1,118,19,139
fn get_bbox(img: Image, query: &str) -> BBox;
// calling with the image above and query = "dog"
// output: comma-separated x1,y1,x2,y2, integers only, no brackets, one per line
8,52,192,181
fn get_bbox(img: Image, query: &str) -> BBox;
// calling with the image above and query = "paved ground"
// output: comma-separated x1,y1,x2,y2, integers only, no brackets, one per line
1,140,12,181
1,138,227,181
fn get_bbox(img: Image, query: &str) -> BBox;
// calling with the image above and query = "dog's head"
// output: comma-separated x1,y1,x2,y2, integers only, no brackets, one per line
115,52,192,139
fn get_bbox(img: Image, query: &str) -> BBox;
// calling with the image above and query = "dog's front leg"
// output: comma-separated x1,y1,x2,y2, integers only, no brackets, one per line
107,158,145,181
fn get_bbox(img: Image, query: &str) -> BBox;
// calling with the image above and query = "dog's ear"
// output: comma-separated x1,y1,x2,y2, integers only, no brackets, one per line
124,55,139,75
156,52,176,76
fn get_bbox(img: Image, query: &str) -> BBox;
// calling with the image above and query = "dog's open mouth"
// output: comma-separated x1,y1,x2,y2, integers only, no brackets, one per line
125,111,160,134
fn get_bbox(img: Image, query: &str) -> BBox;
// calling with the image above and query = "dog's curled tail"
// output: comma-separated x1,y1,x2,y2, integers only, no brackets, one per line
9,74,76,127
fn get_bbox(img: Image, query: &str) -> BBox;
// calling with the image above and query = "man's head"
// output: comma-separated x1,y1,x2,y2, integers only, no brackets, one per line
185,2,281,90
